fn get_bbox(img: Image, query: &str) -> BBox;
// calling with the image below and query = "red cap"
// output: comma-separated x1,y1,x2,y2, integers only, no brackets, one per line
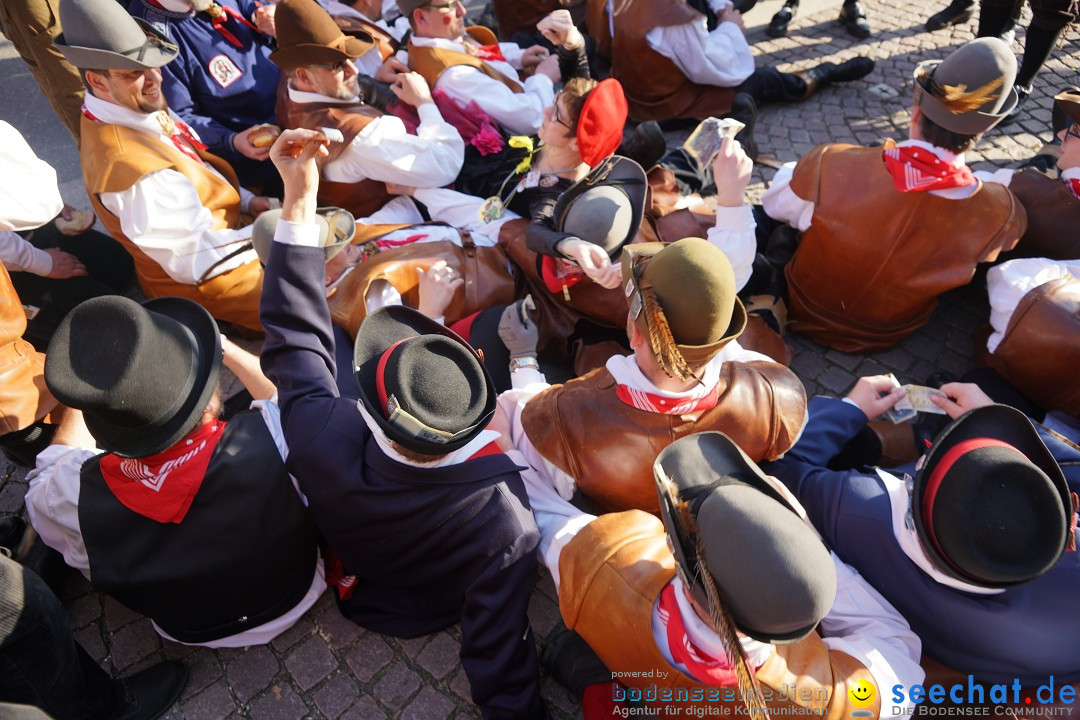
577,79,628,167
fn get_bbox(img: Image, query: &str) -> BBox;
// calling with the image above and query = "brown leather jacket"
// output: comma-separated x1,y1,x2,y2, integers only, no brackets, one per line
275,86,391,217
559,511,880,719
522,360,807,513
586,0,734,121
785,141,1026,353
408,27,523,95
0,265,56,435
1003,169,1080,262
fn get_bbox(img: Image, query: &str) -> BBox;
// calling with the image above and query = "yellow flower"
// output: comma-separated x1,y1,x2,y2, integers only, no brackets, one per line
509,136,536,175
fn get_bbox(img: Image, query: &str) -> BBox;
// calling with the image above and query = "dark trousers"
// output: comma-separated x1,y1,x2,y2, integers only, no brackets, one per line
979,0,1077,87
9,222,134,352
736,66,809,105
0,555,116,720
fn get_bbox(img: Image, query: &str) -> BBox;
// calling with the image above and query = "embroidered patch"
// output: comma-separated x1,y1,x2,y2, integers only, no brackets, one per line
208,54,243,88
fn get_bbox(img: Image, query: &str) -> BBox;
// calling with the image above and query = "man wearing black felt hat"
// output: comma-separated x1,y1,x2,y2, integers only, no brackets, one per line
258,128,547,719
24,294,325,648
521,431,922,716
768,376,1080,687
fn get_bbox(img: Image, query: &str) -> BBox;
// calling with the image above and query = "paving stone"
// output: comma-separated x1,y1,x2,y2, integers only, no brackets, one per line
525,590,561,639
103,595,143,633
248,684,312,720
285,634,338,691
75,625,109,667
316,603,364,650
448,666,473,704
395,635,428,659
226,645,279,702
817,366,856,395
271,616,316,652
340,697,388,720
414,632,460,680
312,672,361,719
400,686,458,720
180,649,225,701
181,681,238,720
109,618,160,671
66,593,102,629
345,634,395,682
371,661,422,711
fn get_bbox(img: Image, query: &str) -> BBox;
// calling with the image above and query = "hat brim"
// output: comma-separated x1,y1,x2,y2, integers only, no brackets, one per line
1053,87,1080,133
554,155,647,259
252,207,356,265
269,34,376,71
913,404,1071,588
84,298,222,458
56,18,178,70
353,305,496,454
913,60,1018,135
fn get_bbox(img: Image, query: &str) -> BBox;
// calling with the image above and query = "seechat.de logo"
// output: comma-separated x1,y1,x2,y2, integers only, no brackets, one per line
849,679,878,717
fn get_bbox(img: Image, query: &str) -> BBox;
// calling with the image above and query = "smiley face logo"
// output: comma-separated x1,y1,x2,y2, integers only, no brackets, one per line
848,679,877,713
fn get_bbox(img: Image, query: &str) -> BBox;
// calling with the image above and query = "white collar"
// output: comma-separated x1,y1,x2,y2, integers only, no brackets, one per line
897,138,967,167
83,93,189,144
287,84,362,106
355,399,502,468
605,353,724,397
408,34,467,51
876,468,1004,595
668,575,775,668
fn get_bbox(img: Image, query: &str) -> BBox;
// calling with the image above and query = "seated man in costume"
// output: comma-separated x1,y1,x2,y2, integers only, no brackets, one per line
521,430,922,718
271,0,464,217
767,376,1079,688
586,0,874,124
321,0,409,81
130,0,282,188
26,295,325,648
762,38,1027,353
259,128,547,719
500,237,807,515
58,0,275,334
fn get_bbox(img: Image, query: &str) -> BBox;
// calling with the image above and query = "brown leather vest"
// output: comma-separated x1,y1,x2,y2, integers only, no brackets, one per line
275,87,392,218
0,265,56,435
785,141,1026,353
492,0,586,40
327,228,519,338
521,361,807,513
985,275,1080,417
331,15,399,59
587,0,735,122
558,511,881,719
80,116,264,332
408,27,524,95
1003,170,1080,262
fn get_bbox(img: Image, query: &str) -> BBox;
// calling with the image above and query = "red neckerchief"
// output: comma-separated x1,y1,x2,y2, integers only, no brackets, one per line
658,584,739,686
98,421,227,524
615,383,719,415
374,233,429,253
325,438,503,601
540,256,586,297
1065,177,1080,201
882,144,976,193
473,44,506,62
146,0,258,48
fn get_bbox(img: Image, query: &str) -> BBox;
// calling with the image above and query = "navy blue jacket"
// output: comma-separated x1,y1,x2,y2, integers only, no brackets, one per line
259,239,546,720
767,396,1080,685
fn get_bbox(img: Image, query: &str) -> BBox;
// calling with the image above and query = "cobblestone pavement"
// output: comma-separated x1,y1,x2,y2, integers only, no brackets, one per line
0,0,1077,717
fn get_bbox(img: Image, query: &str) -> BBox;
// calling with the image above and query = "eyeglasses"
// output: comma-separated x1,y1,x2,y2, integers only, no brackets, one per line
551,92,571,130
1067,125,1080,141
312,59,351,73
422,0,462,9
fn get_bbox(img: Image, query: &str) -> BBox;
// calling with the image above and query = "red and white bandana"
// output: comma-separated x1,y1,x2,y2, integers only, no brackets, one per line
99,421,227,524
882,144,975,193
657,584,739,686
1065,177,1080,201
615,383,719,415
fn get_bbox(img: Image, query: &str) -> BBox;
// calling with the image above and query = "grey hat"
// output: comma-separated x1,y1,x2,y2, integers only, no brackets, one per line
653,432,837,644
252,208,357,265
913,37,1018,135
397,0,429,18
553,156,647,258
56,0,178,70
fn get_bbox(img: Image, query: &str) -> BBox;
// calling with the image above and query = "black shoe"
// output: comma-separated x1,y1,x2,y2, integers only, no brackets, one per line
925,0,975,31
838,1,871,39
800,56,875,97
995,85,1031,127
541,625,611,698
109,662,188,720
728,93,758,161
767,1,799,37
618,121,667,170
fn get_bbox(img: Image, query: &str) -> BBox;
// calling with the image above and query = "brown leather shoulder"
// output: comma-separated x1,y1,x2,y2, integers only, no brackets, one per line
759,638,877,717
81,119,173,195
739,360,808,460
521,367,616,480
466,25,498,45
789,142,866,204
973,181,1026,261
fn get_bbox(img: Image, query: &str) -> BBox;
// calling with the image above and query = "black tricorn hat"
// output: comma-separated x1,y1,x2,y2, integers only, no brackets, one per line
653,432,836,644
45,296,222,458
353,306,495,455
913,404,1073,588
552,155,647,259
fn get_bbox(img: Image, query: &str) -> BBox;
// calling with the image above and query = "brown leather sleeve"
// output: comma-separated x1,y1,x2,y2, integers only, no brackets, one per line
976,188,1027,262
788,144,835,205
520,382,578,479
744,360,809,460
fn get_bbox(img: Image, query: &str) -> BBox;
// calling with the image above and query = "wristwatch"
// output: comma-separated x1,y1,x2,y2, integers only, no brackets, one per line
509,356,540,372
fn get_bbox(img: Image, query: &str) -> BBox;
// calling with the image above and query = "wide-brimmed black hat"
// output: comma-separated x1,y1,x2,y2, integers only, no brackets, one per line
270,0,376,71
353,306,495,455
913,404,1073,588
654,432,836,644
251,207,356,265
56,0,178,70
45,296,222,458
552,155,647,259
913,37,1018,135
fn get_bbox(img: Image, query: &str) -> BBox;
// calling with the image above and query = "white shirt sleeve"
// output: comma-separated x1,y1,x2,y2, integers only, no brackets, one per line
973,167,1015,187
761,161,815,231
0,230,53,275
819,555,924,716
322,104,464,187
99,169,256,285
645,20,755,87
25,445,103,579
0,121,64,232
986,257,1080,353
707,204,756,292
435,65,554,136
